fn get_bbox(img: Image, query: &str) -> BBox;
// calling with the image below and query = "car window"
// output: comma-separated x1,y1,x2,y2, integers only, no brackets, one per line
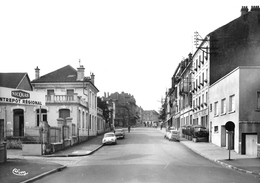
105,134,114,137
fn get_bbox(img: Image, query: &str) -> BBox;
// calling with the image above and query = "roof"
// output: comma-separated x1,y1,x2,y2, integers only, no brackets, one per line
31,65,99,92
31,65,78,83
0,73,33,90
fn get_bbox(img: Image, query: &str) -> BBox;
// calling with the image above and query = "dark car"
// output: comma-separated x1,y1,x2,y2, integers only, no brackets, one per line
114,129,125,139
190,125,209,142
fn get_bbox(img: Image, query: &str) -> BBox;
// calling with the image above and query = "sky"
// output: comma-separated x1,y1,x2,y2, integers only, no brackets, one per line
0,0,259,112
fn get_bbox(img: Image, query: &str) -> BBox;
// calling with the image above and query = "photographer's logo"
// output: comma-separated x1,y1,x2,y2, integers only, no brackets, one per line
12,168,28,176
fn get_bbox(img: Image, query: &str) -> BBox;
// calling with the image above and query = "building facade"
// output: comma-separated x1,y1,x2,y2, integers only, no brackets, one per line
31,65,101,141
209,67,260,156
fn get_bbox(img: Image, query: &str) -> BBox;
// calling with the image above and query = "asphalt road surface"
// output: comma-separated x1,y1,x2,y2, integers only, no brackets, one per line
34,127,259,183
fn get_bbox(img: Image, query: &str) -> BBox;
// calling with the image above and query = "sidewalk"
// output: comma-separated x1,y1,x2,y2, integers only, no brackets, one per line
158,127,260,176
0,134,104,183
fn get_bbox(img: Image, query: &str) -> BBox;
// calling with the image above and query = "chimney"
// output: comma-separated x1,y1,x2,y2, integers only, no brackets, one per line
241,6,248,16
250,6,260,12
77,65,85,81
91,73,95,84
35,66,40,79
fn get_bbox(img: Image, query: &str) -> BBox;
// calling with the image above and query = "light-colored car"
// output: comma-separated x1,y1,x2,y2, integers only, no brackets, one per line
102,132,117,145
167,130,180,141
114,129,125,139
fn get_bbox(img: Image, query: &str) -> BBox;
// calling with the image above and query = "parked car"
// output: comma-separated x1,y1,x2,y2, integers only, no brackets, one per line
114,129,125,139
164,126,178,141
102,132,117,145
167,130,180,141
190,125,209,142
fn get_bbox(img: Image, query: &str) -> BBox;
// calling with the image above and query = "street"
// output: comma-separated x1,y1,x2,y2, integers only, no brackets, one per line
34,127,259,183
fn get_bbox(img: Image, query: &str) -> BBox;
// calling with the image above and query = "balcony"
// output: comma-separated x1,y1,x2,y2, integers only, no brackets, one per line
46,94,88,107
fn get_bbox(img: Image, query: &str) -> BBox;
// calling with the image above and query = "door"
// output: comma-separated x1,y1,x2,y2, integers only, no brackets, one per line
221,125,226,147
13,109,24,136
245,134,257,156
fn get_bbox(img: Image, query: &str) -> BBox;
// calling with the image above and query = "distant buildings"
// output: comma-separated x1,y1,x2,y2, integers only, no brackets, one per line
102,92,141,128
143,110,159,127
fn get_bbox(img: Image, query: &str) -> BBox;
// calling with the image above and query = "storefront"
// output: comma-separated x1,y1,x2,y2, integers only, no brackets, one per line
0,87,45,138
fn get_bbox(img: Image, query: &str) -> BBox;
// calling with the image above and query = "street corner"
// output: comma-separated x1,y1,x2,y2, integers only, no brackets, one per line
0,158,66,183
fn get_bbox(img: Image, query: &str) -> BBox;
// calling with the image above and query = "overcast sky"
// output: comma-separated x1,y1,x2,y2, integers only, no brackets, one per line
0,0,259,111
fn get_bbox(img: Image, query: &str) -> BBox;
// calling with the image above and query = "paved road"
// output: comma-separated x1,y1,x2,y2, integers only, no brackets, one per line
34,127,259,183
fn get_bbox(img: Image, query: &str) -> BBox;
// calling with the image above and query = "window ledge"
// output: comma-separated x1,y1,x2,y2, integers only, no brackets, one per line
214,115,219,117
255,108,260,112
220,113,226,116
228,110,236,114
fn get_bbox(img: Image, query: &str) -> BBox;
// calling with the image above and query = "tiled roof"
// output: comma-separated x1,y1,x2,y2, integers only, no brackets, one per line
31,65,79,83
0,73,28,88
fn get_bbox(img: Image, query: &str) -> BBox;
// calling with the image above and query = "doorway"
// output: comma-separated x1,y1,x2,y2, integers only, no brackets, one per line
13,109,24,136
221,125,226,147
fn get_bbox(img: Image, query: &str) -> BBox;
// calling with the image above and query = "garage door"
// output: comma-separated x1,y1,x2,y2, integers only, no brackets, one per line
245,134,257,156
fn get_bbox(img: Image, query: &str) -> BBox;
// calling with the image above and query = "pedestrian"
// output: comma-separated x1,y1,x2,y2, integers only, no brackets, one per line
128,125,131,133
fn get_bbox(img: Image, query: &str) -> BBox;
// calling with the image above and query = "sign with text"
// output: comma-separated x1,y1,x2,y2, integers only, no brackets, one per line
0,87,45,106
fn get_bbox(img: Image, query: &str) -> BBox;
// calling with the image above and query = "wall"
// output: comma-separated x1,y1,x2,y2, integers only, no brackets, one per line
210,10,260,85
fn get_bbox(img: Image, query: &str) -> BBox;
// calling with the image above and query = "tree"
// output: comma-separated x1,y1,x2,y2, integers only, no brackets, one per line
97,97,109,123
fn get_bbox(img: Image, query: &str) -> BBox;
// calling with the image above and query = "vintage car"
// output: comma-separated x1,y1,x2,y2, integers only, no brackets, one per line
190,125,209,142
102,132,117,145
114,129,125,139
167,130,180,141
164,127,180,141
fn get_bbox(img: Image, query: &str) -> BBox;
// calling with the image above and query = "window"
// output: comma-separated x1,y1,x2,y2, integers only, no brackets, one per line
214,101,218,116
67,89,74,95
214,126,219,133
82,111,85,129
221,98,226,114
36,109,47,126
257,92,260,109
78,109,81,128
47,89,54,95
229,95,235,112
210,104,212,112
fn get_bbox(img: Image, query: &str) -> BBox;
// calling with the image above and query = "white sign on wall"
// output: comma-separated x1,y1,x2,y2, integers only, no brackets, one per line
0,87,45,106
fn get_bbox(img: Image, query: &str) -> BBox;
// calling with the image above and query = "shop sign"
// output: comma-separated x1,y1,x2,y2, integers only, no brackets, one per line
0,87,45,106
11,90,30,99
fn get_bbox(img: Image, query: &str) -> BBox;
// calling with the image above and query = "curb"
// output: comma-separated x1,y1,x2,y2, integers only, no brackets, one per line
43,144,104,158
20,165,67,183
181,142,260,177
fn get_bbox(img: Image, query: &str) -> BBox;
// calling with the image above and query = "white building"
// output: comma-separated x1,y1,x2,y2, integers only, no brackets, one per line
31,65,101,141
209,66,260,156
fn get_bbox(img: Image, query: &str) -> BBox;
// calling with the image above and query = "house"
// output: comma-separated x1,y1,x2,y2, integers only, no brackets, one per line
31,65,101,143
0,72,45,161
209,66,260,157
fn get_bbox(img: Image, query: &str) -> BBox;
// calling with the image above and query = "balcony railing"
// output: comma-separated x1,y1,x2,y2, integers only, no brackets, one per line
46,94,88,107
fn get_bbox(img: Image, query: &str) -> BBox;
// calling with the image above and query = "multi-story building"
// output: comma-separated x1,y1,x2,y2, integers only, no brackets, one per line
166,6,260,156
31,65,101,141
103,92,139,127
209,67,260,156
191,36,210,129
